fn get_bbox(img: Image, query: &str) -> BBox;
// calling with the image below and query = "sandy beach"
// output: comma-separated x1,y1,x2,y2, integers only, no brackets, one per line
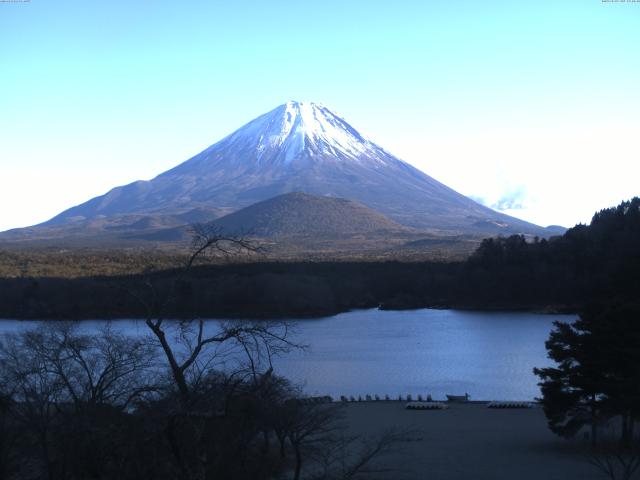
340,402,600,480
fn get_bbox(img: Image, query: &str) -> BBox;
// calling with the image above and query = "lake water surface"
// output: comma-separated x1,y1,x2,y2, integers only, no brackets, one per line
0,309,575,401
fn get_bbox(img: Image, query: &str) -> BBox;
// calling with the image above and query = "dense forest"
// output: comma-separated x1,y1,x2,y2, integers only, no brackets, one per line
0,198,638,319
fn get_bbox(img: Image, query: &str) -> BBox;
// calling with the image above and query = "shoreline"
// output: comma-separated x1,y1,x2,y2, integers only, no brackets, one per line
0,304,580,322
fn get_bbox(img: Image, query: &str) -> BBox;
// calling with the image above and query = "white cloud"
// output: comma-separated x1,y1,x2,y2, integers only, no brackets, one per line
393,123,639,228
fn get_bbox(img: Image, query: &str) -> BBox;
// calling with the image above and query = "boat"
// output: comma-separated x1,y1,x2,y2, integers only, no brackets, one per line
446,393,470,402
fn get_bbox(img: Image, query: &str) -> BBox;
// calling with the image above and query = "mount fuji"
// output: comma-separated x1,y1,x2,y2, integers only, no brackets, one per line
5,101,553,245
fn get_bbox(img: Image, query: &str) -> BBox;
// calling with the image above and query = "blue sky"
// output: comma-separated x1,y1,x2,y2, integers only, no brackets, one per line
1,0,639,231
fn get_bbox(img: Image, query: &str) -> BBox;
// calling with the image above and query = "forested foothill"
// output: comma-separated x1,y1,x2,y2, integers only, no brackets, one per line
0,198,638,320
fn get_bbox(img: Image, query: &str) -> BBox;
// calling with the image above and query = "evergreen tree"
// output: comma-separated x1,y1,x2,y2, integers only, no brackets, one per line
535,303,640,447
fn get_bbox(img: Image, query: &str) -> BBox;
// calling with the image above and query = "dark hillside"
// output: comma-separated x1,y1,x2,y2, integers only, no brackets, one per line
0,198,637,319
458,197,640,308
211,192,411,238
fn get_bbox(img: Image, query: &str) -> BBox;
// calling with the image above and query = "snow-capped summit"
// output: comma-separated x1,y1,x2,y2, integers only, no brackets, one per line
36,101,548,237
214,101,387,166
172,101,391,174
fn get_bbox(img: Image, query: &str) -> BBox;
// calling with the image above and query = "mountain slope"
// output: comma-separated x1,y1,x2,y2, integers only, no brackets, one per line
21,101,548,238
210,192,411,238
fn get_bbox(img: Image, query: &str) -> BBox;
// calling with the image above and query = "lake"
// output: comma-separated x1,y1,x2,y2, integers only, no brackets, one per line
0,309,574,401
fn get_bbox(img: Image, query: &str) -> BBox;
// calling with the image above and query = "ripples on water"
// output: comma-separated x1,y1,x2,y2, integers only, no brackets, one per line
0,309,575,400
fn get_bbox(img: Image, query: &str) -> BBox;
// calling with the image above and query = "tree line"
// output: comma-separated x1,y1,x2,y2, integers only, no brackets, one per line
2,198,639,319
531,199,640,479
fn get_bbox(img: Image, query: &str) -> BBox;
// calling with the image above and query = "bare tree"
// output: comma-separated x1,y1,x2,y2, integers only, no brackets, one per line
119,224,306,480
275,399,409,480
4,321,154,392
186,223,260,268
1,328,69,480
286,402,342,480
0,322,158,480
586,425,640,480
125,223,298,407
587,448,640,480
311,429,409,480
11,323,158,410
